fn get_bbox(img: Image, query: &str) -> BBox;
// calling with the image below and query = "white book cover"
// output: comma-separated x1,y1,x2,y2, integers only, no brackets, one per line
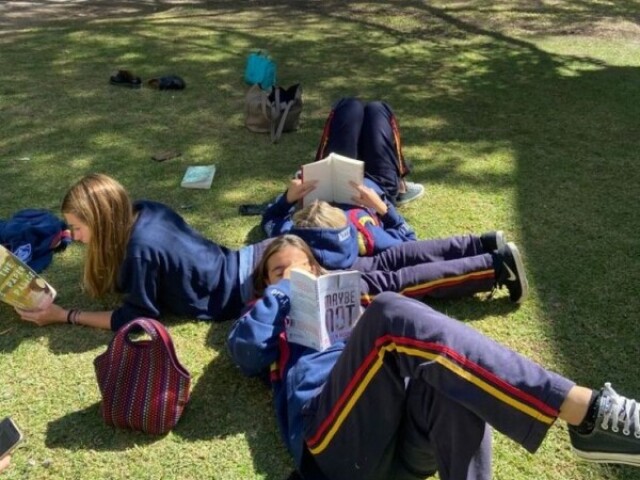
301,153,364,206
181,165,217,189
287,268,362,351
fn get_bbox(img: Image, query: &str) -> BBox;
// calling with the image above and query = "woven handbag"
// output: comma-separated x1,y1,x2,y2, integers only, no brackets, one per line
94,318,191,435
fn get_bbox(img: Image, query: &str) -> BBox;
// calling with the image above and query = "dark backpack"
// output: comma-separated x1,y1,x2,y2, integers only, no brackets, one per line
0,209,72,273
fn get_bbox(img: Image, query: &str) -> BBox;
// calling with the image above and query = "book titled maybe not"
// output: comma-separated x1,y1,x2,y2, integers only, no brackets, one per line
287,268,362,351
181,165,217,189
301,153,364,207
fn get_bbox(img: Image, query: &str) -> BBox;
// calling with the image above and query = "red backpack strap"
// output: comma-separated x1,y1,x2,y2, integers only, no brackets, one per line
315,109,335,161
348,209,377,256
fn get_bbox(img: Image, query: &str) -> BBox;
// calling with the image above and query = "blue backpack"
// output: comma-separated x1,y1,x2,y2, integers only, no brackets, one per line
0,209,72,273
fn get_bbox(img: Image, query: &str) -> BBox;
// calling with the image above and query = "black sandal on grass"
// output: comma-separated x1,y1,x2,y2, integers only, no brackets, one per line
109,70,142,88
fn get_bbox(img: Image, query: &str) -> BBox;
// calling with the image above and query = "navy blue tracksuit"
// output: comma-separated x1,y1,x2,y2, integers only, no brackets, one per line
228,289,574,480
315,97,411,203
355,234,495,303
289,221,497,305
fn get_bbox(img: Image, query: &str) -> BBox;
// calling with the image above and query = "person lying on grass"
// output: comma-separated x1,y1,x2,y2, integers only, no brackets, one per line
262,97,424,248
314,96,425,206
15,173,273,331
227,235,640,480
277,201,529,304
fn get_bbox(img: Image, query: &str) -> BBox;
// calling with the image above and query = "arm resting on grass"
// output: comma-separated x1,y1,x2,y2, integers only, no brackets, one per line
15,303,112,330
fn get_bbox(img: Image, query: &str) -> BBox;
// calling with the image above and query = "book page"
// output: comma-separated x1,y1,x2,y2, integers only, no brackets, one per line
316,270,361,345
327,153,365,205
0,246,56,310
301,157,333,207
287,269,327,351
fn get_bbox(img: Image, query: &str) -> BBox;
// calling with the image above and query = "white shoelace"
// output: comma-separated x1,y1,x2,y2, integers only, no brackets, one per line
600,382,640,438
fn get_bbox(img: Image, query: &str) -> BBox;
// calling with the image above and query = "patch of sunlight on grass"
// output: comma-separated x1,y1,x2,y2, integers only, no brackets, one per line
537,36,640,67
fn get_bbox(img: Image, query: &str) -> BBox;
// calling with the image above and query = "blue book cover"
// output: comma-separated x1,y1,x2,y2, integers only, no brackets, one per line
180,165,216,189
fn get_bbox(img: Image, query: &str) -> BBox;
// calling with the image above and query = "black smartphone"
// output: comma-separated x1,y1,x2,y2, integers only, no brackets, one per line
238,204,269,216
0,417,23,460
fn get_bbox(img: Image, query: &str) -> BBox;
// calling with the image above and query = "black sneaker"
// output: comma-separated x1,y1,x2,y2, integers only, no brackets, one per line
569,383,640,466
480,230,506,252
495,242,529,303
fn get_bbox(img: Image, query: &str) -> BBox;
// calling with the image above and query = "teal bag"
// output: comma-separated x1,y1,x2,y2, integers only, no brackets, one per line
244,51,277,90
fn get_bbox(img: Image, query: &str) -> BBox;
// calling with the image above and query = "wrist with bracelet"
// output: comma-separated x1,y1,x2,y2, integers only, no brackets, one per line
66,309,81,325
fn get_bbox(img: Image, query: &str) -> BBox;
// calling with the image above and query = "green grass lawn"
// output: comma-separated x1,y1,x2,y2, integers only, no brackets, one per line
1,1,640,478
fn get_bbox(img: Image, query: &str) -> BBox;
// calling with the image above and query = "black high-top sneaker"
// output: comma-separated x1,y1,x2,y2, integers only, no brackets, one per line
480,230,506,252
494,242,529,303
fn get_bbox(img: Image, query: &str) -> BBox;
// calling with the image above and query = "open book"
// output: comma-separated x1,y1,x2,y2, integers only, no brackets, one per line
287,268,362,351
301,153,364,207
0,244,56,310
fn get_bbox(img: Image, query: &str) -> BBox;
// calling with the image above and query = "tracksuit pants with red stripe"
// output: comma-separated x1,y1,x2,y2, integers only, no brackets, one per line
315,97,411,202
301,292,574,480
354,234,496,303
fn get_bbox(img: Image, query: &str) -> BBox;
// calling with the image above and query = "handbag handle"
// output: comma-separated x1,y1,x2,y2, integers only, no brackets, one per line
270,88,294,143
271,101,294,143
119,318,190,378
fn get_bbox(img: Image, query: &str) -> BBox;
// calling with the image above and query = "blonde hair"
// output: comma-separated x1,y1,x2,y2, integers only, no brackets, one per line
253,234,325,297
292,200,347,229
61,173,135,297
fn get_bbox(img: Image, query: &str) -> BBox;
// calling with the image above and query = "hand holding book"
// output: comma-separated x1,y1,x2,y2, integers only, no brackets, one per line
285,178,318,204
301,153,364,206
14,302,66,327
349,181,388,215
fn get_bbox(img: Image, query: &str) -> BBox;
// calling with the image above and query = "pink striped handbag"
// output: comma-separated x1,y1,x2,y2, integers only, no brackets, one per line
94,318,191,435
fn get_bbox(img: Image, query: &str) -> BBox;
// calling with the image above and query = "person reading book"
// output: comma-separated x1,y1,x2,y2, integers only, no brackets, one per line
315,97,424,206
262,176,418,255
227,238,640,479
270,200,528,304
263,97,422,244
14,173,273,331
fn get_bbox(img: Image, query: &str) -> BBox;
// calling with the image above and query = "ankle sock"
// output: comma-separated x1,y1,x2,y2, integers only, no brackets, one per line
576,389,600,433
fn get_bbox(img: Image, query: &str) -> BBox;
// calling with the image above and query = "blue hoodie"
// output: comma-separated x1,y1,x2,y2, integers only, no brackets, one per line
227,279,344,469
290,224,359,270
111,201,257,330
0,209,71,273
261,179,416,268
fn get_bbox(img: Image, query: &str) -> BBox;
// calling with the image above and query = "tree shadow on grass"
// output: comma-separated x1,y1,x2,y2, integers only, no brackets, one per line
43,318,292,477
0,309,110,354
174,321,294,479
4,1,640,478
45,402,161,451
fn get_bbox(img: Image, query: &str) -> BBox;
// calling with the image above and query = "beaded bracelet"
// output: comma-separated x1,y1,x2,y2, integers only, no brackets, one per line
71,310,81,325
66,309,76,324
